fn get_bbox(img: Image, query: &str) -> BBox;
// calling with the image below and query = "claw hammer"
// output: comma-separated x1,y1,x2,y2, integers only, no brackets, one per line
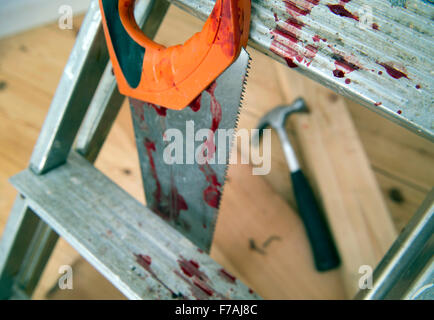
257,98,340,271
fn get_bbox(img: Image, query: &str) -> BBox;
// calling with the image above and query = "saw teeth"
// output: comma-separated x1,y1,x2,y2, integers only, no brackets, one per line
217,51,251,223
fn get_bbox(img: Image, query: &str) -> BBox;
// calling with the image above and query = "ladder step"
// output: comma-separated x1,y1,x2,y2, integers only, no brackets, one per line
171,0,434,140
10,152,258,300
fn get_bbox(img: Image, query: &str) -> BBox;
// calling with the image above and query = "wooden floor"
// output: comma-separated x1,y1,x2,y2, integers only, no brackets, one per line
0,6,432,299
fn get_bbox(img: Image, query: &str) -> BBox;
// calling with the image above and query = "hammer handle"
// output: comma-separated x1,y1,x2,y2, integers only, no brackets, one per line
291,169,340,271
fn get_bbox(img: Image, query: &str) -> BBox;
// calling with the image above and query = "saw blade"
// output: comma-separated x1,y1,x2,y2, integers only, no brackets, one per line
130,49,250,252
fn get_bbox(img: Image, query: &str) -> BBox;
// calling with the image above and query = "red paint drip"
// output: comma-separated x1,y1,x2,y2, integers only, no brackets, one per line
372,23,379,30
178,257,207,281
144,139,188,220
305,44,318,60
135,253,179,297
284,16,305,29
174,270,218,300
199,163,222,209
196,81,223,209
171,185,188,215
219,268,236,284
378,63,408,79
345,78,351,84
189,260,200,269
270,1,319,69
270,14,318,69
397,110,402,114
273,27,298,44
334,56,360,73
285,58,298,68
374,102,382,106
144,139,161,204
327,4,359,21
329,46,363,74
333,69,345,78
130,98,145,121
415,84,421,89
206,82,222,132
149,103,167,117
312,35,321,42
378,71,383,75
274,13,279,22
135,254,152,270
283,1,314,16
189,93,202,112
193,278,214,296
283,2,310,16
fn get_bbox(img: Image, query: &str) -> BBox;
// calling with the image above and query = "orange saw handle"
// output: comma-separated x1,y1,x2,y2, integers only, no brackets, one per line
99,0,251,110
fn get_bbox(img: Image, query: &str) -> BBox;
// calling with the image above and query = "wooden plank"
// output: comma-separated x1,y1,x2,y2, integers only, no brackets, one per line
374,173,428,232
212,156,346,299
346,99,434,192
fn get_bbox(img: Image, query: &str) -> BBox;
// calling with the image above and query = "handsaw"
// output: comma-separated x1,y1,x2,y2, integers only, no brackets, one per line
100,0,251,252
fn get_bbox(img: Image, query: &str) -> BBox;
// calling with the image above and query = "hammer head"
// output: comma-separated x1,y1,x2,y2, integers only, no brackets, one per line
256,98,308,137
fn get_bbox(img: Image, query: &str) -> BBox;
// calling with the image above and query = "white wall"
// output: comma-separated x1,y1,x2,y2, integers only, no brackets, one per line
0,0,91,39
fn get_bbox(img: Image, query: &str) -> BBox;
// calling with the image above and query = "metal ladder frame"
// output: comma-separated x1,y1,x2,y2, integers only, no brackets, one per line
0,0,432,299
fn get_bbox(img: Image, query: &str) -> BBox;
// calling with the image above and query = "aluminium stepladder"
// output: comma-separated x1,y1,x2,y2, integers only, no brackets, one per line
0,0,433,300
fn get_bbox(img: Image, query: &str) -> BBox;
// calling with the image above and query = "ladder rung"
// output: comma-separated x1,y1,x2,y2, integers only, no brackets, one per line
170,0,434,140
10,152,259,300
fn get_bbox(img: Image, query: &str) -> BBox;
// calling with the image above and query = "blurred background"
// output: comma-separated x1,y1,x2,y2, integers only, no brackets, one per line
0,1,90,39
